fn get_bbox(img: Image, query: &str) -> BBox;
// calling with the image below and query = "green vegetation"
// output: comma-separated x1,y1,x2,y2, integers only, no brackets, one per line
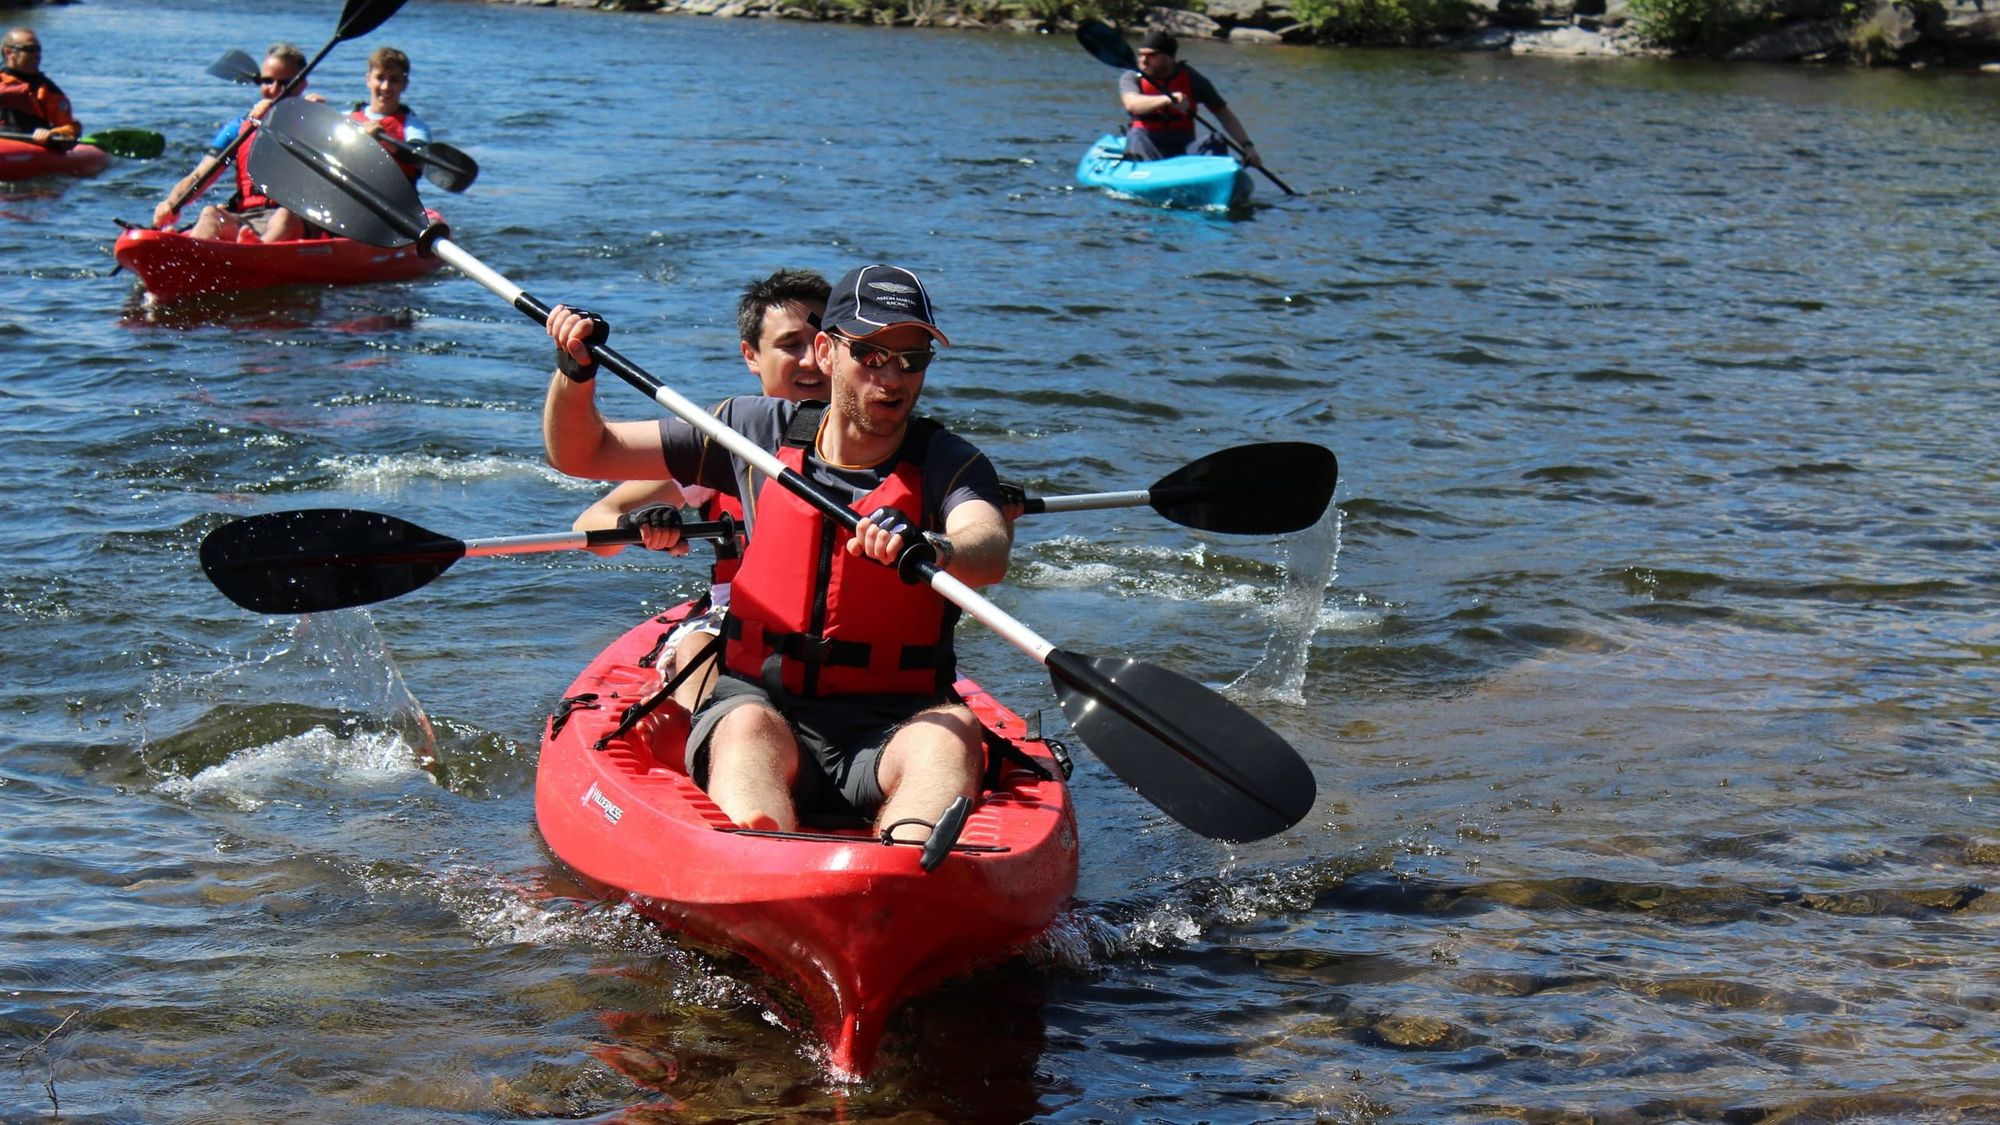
1289,0,1473,44
1625,0,1754,53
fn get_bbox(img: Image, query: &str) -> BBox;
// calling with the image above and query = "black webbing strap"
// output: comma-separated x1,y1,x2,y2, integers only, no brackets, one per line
590,639,723,752
547,693,601,739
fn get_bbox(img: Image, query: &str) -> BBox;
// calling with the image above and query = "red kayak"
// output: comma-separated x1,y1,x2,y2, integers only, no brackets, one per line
536,604,1080,1076
112,209,445,304
0,137,108,181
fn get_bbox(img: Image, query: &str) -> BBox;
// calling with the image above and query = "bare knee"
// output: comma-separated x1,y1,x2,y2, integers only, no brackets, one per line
262,208,303,242
881,705,983,787
709,705,799,782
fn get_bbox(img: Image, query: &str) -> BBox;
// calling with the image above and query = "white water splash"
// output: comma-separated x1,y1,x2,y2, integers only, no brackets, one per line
1229,505,1343,705
156,725,427,811
315,452,598,493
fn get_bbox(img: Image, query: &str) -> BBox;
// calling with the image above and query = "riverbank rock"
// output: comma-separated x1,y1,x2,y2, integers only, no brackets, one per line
482,0,2000,69
1508,25,1625,55
1728,17,1851,59
1145,6,1226,39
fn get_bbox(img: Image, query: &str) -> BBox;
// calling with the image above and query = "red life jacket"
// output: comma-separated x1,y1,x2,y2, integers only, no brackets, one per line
700,489,746,587
722,404,954,698
1131,66,1197,133
351,104,421,182
228,118,274,211
0,68,78,137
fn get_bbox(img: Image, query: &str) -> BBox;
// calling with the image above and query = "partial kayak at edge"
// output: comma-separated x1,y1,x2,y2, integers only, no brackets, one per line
0,136,109,181
534,602,1082,1078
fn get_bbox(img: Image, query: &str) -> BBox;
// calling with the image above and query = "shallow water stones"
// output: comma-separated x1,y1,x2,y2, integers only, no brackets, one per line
1367,1013,1467,1050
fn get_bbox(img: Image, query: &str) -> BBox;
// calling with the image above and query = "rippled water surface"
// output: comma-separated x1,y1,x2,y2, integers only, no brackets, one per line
5,0,1999,1120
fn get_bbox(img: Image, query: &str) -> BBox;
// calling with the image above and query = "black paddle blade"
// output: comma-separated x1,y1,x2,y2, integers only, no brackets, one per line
207,49,260,84
336,0,409,41
1046,649,1314,841
250,98,427,247
1076,19,1138,70
415,140,478,193
200,509,466,615
1151,442,1337,535
78,128,164,159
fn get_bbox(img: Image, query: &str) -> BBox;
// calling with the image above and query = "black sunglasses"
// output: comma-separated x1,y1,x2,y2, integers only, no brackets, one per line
832,332,935,374
259,74,289,86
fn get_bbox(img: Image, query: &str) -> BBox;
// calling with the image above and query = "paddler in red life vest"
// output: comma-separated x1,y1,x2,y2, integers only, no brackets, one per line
1,29,80,147
1119,29,1264,166
542,264,1013,841
349,47,429,183
571,267,834,716
152,43,320,243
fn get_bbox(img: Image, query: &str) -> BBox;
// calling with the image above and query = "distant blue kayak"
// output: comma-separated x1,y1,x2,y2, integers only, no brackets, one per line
1074,134,1252,211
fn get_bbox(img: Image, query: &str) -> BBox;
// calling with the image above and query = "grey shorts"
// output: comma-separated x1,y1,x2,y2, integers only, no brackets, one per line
687,673,951,817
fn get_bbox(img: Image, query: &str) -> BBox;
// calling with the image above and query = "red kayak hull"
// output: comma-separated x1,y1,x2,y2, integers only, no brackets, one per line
0,138,108,181
535,607,1080,1076
112,210,445,303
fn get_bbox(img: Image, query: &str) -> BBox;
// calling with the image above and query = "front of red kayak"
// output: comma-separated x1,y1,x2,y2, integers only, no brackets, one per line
534,605,1081,1077
111,208,447,304
0,137,109,181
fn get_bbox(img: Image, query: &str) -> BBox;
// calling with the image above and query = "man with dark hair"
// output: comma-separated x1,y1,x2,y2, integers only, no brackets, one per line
570,267,834,712
1,28,80,146
1119,29,1265,164
543,265,1011,840
152,43,318,242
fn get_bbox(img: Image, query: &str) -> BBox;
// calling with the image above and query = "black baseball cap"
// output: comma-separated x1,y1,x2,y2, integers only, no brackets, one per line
1140,30,1179,55
821,264,949,346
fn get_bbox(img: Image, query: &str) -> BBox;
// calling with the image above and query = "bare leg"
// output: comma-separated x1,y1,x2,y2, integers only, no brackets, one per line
704,703,801,833
189,205,234,240
261,207,305,242
874,704,983,841
668,631,722,714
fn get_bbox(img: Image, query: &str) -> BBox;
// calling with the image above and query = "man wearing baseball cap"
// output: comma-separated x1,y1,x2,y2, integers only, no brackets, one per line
1119,29,1264,165
541,264,1011,841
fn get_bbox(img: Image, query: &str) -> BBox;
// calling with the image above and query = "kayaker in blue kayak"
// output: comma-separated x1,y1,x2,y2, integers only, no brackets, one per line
1119,30,1264,165
1,29,80,147
542,265,1013,840
570,267,833,713
153,43,320,241
349,47,430,183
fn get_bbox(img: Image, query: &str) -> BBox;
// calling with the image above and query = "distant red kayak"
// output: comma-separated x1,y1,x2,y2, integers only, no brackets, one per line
536,605,1080,1076
112,209,445,304
0,137,108,181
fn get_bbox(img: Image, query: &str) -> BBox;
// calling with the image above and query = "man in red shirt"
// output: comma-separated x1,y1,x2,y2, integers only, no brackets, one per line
1119,30,1264,165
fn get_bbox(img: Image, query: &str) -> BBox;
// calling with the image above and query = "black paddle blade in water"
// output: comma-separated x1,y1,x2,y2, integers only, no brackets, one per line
1046,649,1314,841
201,509,465,615
250,98,427,246
411,140,478,193
1153,442,1337,535
1075,19,1139,70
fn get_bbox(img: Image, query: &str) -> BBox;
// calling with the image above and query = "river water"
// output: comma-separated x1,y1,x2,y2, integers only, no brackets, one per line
5,0,1998,1120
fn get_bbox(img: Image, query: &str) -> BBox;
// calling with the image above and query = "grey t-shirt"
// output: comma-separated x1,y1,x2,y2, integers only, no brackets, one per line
656,396,1001,538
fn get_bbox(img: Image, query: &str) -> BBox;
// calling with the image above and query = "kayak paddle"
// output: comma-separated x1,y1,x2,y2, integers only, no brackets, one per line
1073,19,1298,197
0,127,164,159
207,47,478,193
200,508,740,615
205,444,1331,614
157,0,409,223
238,96,1318,844
1020,442,1334,535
